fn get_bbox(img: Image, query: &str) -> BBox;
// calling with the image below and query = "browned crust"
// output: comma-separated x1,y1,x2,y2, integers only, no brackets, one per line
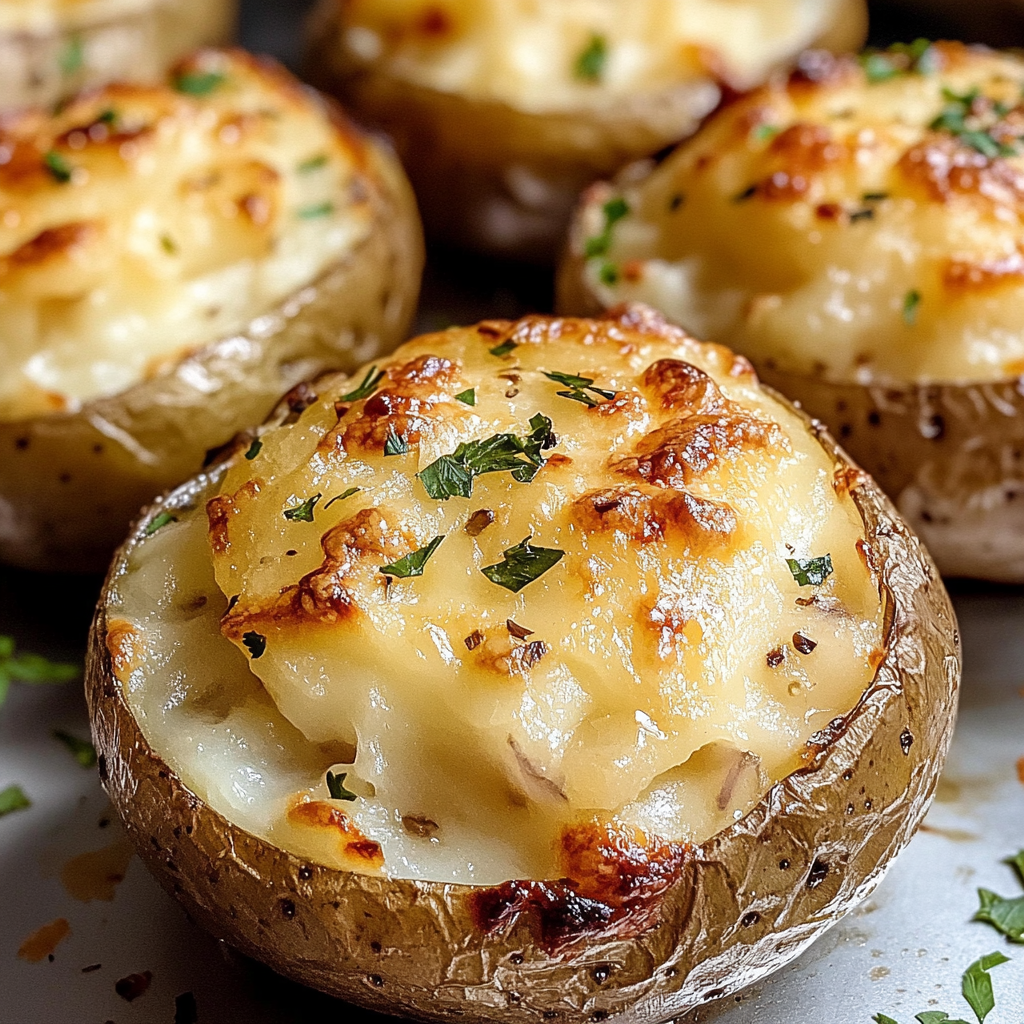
86,336,959,1022
0,104,423,573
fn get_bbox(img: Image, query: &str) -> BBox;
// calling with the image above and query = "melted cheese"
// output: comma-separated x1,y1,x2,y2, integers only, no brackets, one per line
0,49,374,420
578,43,1024,384
329,0,861,111
108,309,884,885
0,0,153,33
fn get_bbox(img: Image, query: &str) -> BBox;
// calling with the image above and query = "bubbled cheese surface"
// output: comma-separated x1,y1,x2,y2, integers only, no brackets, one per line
332,0,858,111
582,43,1024,384
108,309,884,885
0,48,374,420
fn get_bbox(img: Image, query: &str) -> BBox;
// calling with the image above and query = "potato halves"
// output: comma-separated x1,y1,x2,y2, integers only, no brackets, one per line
87,307,959,1022
306,0,866,261
0,0,236,112
0,48,423,572
559,42,1024,581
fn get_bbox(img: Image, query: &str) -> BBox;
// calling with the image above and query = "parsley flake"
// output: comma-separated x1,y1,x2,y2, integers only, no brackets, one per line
0,784,30,818
974,850,1024,942
489,340,517,358
60,35,84,76
0,636,78,709
298,153,329,173
283,493,322,522
418,413,554,500
340,366,385,403
174,70,226,96
598,263,619,286
575,34,608,82
903,289,921,326
324,487,361,509
145,511,178,536
380,535,444,578
753,124,779,142
543,369,615,408
53,730,97,768
297,202,334,220
383,427,410,456
962,952,1010,1023
859,39,939,84
584,196,630,259
733,184,758,202
244,438,262,460
786,554,833,587
454,388,476,406
481,537,565,593
160,234,178,255
326,770,357,801
930,87,1020,158
242,631,266,659
43,150,73,184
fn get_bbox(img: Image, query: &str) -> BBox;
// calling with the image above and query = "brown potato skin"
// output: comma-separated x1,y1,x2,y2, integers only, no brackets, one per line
304,0,866,263
0,130,423,574
86,356,960,1022
0,0,237,113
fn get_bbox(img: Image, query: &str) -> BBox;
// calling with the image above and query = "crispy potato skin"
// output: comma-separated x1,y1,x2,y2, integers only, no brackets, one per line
0,0,237,113
305,0,866,262
0,124,423,573
86,338,959,1022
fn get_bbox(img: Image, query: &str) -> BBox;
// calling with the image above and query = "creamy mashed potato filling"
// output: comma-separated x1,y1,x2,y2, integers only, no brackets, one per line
105,310,884,885
331,0,857,110
0,48,373,420
581,42,1024,383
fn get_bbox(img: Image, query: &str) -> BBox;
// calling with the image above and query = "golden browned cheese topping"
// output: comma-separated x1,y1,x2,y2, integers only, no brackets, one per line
110,309,883,886
578,42,1024,383
0,48,374,419
330,0,861,109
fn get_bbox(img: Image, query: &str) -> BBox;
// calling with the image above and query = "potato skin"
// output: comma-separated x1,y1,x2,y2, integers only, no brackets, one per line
0,0,237,113
0,134,423,573
305,0,866,263
86,381,960,1021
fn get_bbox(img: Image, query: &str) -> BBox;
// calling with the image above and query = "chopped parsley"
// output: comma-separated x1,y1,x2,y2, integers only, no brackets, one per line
974,849,1024,942
0,784,30,818
160,234,178,255
340,366,385,403
43,150,73,184
379,535,444,578
489,340,517,358
752,124,780,143
903,289,922,326
584,196,629,259
53,730,97,768
786,554,833,587
417,414,555,500
60,35,84,76
0,636,79,709
733,184,758,203
930,86,1019,158
543,370,615,408
296,202,335,220
324,487,361,509
244,438,262,460
283,493,322,522
481,537,565,593
863,191,890,202
859,39,939,84
574,34,608,82
598,262,619,286
454,388,476,406
383,427,410,456
174,70,226,96
849,208,874,223
145,511,178,536
242,632,266,659
298,153,329,173
326,770,357,801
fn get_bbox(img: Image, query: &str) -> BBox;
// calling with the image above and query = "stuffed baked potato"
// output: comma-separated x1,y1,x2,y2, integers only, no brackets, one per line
0,0,236,112
305,0,867,262
87,306,959,1021
559,42,1024,582
0,47,423,573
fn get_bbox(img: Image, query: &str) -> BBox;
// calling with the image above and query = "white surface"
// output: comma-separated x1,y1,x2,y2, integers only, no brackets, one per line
1,578,1022,1023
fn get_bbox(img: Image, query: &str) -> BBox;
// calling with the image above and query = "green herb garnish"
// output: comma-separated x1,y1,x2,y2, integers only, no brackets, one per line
324,487,361,509
60,35,84,76
145,511,178,536
863,191,890,202
298,153,329,173
974,850,1024,942
340,366,385,403
383,427,410,457
733,184,758,202
481,537,565,593
543,370,615,408
43,151,73,184
242,631,266,659
53,730,97,768
859,39,939,84
752,124,779,142
326,770,357,801
962,952,1010,1023
489,340,517,358
0,637,78,709
930,86,1019,158
380,536,444,578
418,414,554,500
786,554,833,587
244,439,262,460
297,202,335,220
0,785,30,818
903,289,921,326
454,389,476,406
598,263,619,286
284,493,322,522
584,196,629,259
174,70,226,96
160,234,178,255
574,34,608,82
